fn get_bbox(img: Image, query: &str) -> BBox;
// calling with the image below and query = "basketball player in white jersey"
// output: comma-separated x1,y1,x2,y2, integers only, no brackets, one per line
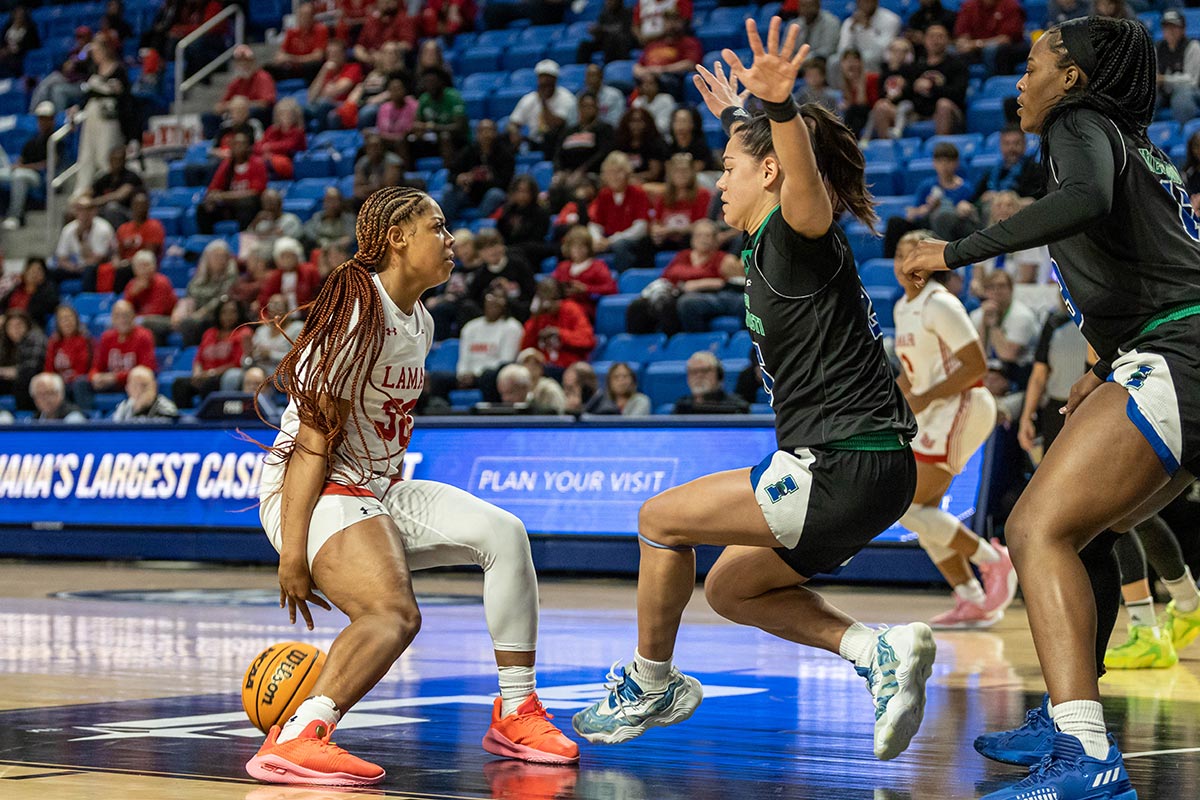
247,188,576,788
893,231,1017,628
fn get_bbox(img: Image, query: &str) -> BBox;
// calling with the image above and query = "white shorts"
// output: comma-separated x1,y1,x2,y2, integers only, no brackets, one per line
259,462,392,568
912,386,997,474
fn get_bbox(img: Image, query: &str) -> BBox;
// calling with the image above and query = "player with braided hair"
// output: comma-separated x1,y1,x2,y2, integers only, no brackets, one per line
248,187,576,787
904,16,1200,800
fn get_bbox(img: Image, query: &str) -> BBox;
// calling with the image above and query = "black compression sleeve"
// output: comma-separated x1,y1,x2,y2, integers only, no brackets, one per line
944,111,1118,269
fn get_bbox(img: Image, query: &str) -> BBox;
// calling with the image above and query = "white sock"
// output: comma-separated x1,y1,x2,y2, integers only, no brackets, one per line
954,579,987,608
1163,566,1200,613
632,649,672,691
277,695,341,743
497,665,537,717
969,538,1001,565
1047,698,1055,718
839,622,877,669
1051,699,1109,760
1126,597,1157,630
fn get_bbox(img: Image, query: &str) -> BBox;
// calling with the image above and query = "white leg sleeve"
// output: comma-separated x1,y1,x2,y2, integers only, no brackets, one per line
900,504,968,563
383,480,539,652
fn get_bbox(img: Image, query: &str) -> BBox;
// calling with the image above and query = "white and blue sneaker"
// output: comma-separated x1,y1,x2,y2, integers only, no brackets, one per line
980,732,1136,800
572,661,703,744
858,623,937,760
975,694,1055,766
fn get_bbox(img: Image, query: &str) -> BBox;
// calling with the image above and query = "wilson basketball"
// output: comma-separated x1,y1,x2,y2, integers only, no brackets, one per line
242,641,326,733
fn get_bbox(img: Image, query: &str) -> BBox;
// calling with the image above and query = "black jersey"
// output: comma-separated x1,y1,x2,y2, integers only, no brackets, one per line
945,108,1200,365
743,207,916,451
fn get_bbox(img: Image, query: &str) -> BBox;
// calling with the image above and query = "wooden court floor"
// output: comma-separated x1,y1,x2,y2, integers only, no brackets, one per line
1,561,1198,800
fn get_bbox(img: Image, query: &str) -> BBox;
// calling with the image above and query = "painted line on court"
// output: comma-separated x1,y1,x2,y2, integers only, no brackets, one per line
1124,746,1200,759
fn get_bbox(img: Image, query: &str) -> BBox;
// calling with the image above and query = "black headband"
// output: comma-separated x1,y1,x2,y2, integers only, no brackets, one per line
1059,18,1098,78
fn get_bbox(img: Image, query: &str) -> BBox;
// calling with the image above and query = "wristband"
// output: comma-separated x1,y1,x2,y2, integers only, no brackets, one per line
761,97,798,123
720,105,751,136
1091,360,1112,381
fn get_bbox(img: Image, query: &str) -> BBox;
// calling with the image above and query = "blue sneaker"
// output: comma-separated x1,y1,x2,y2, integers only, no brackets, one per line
857,623,937,760
975,694,1055,766
980,732,1136,800
572,661,703,744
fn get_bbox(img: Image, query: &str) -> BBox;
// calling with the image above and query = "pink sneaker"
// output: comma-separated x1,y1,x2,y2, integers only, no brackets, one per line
979,538,1018,616
929,594,1000,630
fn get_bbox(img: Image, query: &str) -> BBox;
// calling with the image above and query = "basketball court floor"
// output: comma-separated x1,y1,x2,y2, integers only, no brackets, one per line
1,561,1198,800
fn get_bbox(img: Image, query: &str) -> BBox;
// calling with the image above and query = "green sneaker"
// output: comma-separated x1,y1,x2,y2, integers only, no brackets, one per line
1165,599,1200,651
1104,623,1178,670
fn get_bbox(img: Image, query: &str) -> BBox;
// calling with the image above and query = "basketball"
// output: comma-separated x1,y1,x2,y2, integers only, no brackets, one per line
242,641,327,733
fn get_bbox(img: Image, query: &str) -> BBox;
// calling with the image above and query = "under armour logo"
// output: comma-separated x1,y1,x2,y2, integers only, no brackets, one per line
360,506,370,516
384,327,398,336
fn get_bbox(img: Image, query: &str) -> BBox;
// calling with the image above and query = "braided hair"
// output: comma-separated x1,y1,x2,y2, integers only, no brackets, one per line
1041,17,1158,150
262,185,431,482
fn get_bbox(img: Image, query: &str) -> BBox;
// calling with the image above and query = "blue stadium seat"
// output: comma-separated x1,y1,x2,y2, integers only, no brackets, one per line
603,60,636,92
865,285,899,329
654,250,679,271
595,294,638,337
859,258,895,286
531,161,555,192
160,261,190,289
477,29,520,49
558,63,589,93
864,162,901,195
721,329,752,360
155,347,180,371
508,69,539,93
921,134,984,160
895,137,923,160
980,75,1021,99
863,139,899,164
903,158,939,194
426,339,459,372
968,153,1000,185
757,2,783,25
283,197,320,220
844,221,883,262
149,206,183,236
697,23,745,53
214,220,240,238
904,120,937,140
1147,121,1179,151
462,71,508,93
722,358,749,392
661,331,727,360
71,293,115,318
184,235,218,260
488,87,527,120
873,195,910,222
175,346,199,370
641,361,689,409
601,333,667,362
502,43,547,72
289,178,330,200
617,268,660,294
293,151,334,179
967,99,1006,135
458,46,502,76
93,393,125,414
311,130,362,151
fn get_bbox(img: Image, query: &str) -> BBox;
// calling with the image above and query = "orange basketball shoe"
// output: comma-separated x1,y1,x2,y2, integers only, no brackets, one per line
245,720,385,786
482,693,580,764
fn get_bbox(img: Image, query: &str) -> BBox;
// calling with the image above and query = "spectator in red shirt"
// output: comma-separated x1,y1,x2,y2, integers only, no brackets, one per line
308,39,366,129
256,98,308,179
589,151,653,272
837,48,880,137
626,219,739,334
198,132,268,233
123,250,178,344
172,297,249,410
550,226,617,319
651,153,711,251
633,0,693,44
521,278,595,368
953,0,1028,76
98,192,165,293
354,0,418,66
1,258,59,330
80,299,156,409
44,304,93,403
632,12,702,99
258,237,322,312
421,0,476,40
216,46,277,121
266,2,329,83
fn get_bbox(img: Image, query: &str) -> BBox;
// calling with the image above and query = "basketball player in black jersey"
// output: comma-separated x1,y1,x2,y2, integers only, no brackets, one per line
904,17,1200,800
574,18,935,763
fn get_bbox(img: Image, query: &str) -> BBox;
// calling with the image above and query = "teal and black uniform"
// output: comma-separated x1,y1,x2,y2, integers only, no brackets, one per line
744,207,918,577
945,107,1200,475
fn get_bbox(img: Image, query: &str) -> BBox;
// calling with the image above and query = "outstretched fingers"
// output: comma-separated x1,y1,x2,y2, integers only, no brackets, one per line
765,15,780,55
722,47,747,79
745,17,765,57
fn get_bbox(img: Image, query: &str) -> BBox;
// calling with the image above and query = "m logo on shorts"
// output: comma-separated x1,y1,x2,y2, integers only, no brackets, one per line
764,475,799,504
1125,364,1155,391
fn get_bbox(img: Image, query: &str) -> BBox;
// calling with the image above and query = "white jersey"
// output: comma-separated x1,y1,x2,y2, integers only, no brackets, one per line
267,273,434,488
893,282,980,398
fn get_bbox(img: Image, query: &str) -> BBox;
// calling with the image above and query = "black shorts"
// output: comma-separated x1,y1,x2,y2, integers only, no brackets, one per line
750,446,917,578
1113,314,1200,476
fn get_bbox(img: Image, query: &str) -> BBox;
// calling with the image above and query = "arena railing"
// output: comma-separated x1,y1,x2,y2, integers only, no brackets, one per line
173,4,246,119
44,111,83,242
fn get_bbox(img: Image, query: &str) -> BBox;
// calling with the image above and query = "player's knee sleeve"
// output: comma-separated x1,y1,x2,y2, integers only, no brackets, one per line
479,508,539,653
899,504,961,548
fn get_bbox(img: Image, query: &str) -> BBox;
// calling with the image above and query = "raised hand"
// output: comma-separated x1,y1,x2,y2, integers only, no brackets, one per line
692,60,749,120
722,17,810,105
